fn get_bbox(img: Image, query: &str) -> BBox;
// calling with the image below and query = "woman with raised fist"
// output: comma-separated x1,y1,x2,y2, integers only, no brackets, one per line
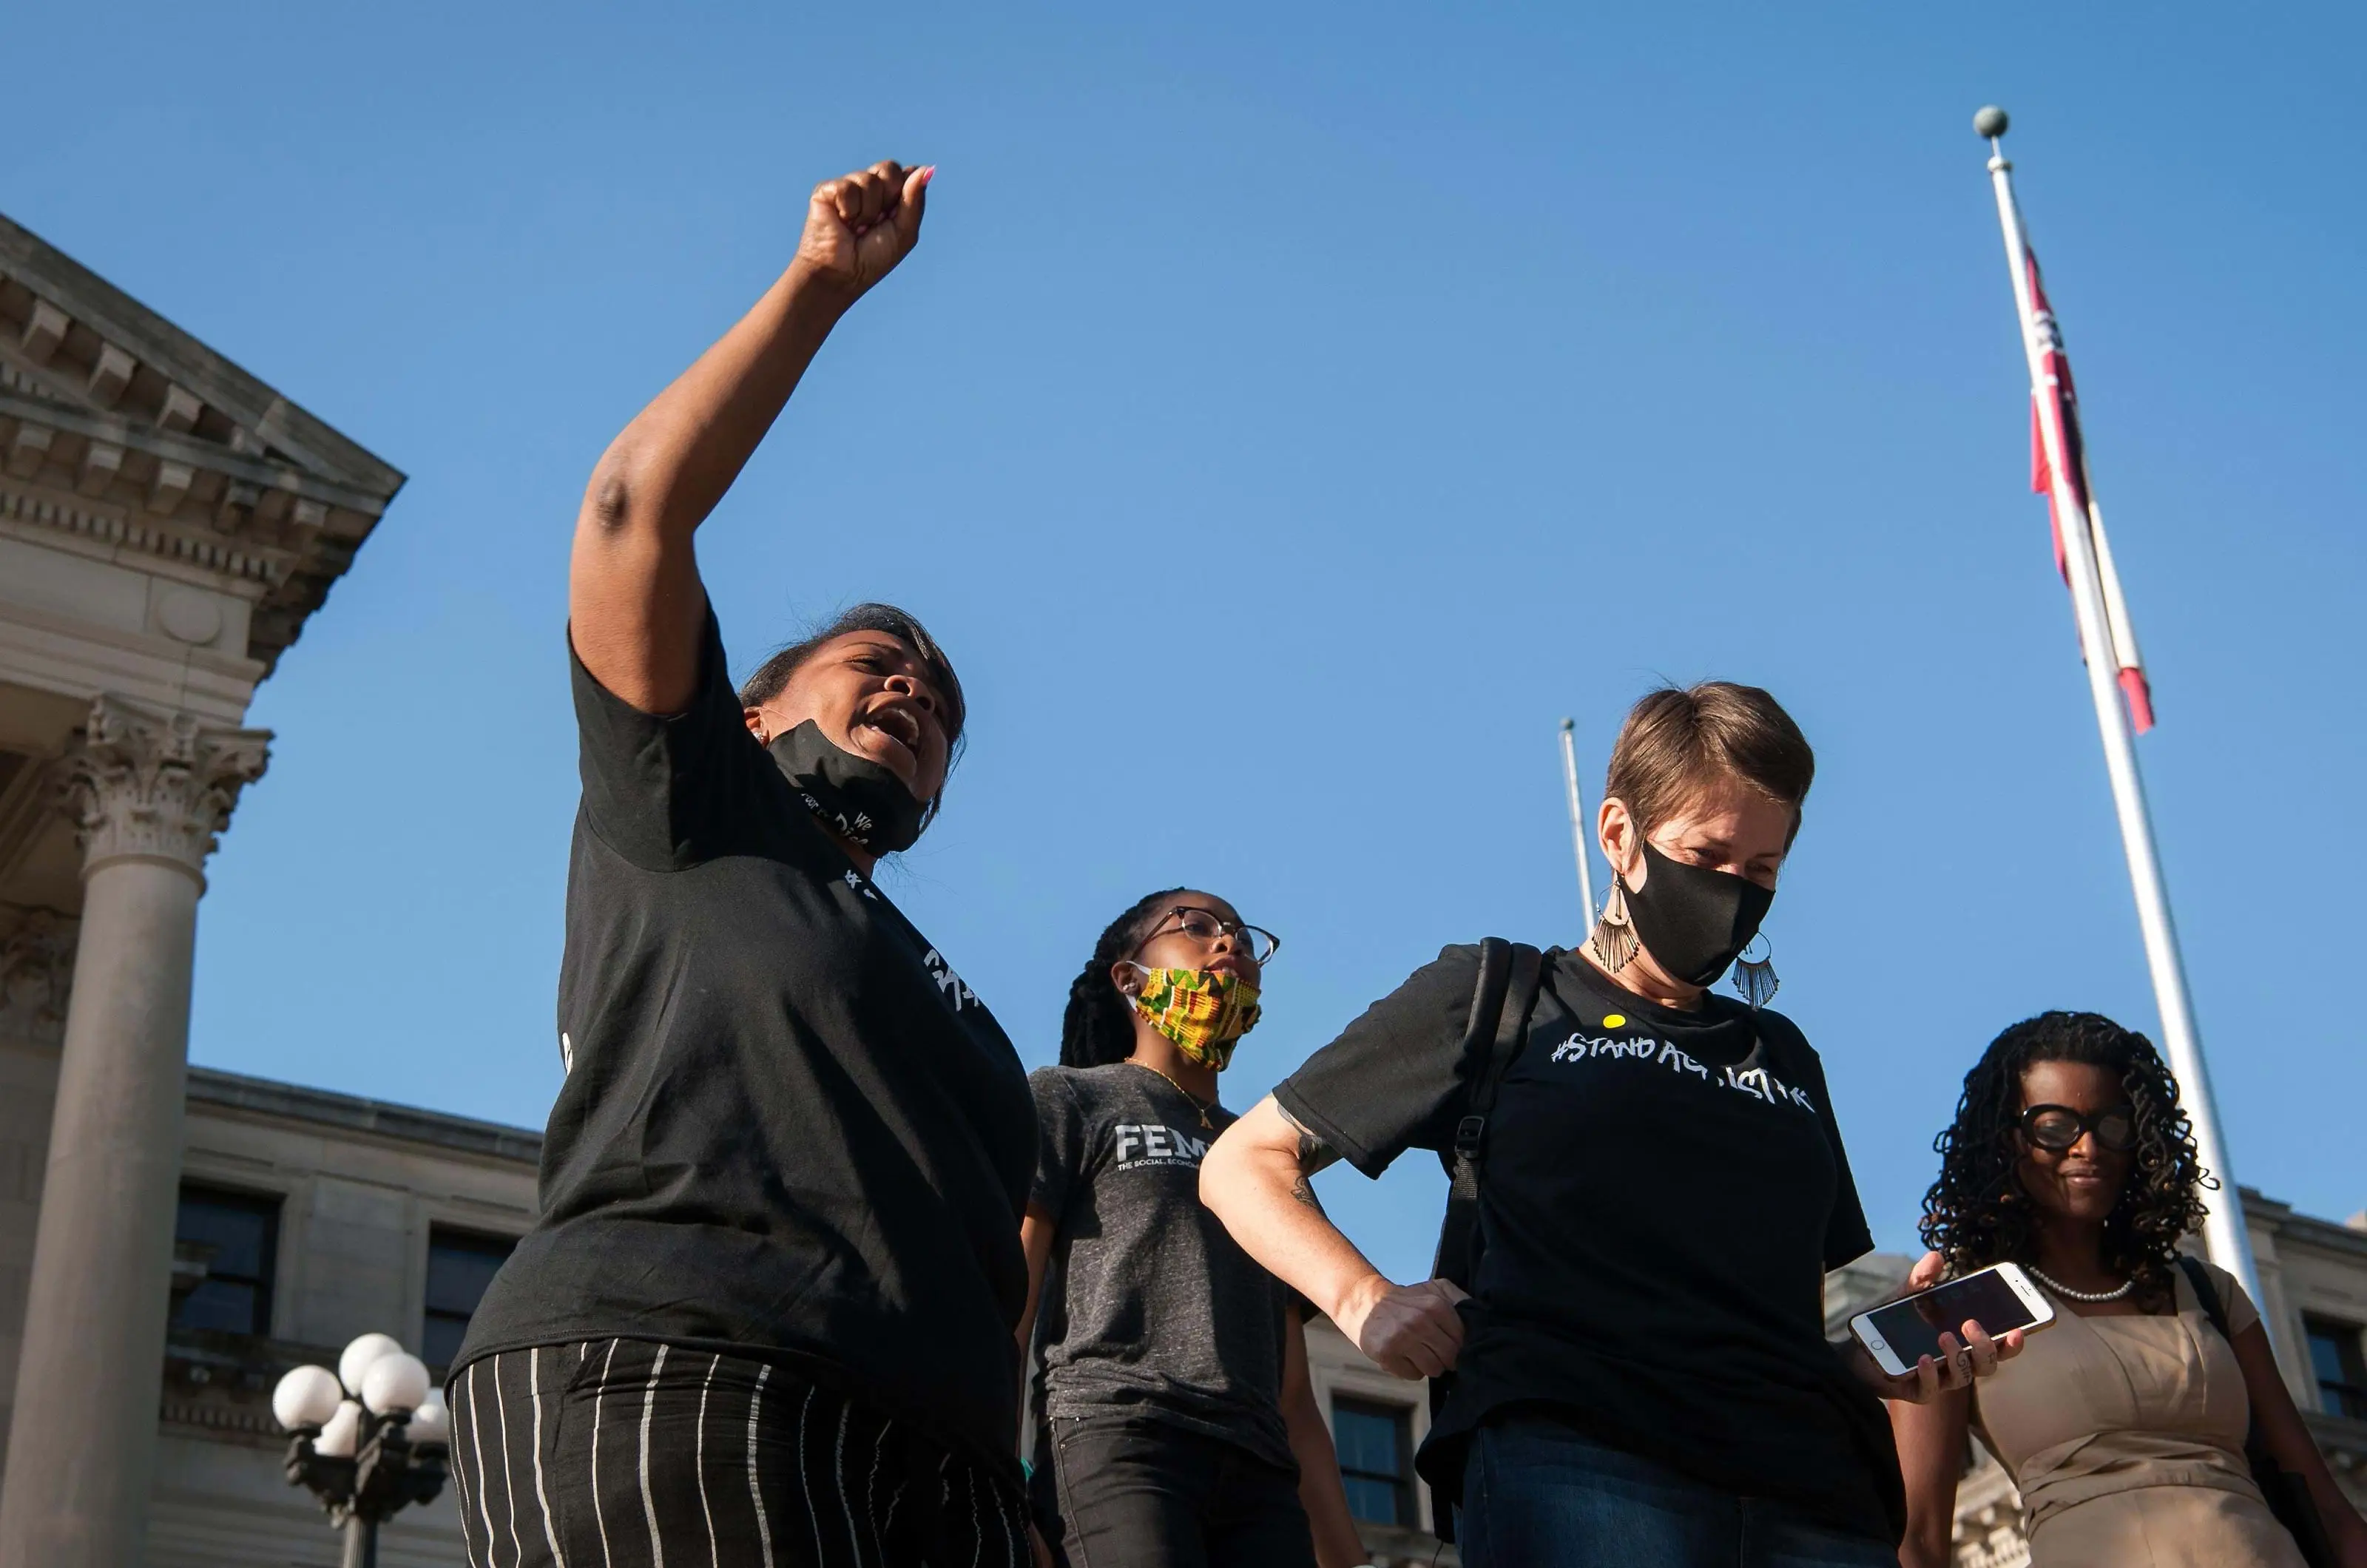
1018,890,1370,1568
442,161,1040,1567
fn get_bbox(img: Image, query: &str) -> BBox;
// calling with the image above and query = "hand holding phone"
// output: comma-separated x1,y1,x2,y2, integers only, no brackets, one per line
1849,1256,2047,1401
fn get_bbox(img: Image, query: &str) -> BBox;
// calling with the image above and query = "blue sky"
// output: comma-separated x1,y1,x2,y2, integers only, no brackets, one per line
12,2,2361,1283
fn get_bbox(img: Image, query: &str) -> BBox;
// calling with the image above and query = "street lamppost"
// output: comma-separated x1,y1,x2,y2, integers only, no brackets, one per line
271,1331,451,1568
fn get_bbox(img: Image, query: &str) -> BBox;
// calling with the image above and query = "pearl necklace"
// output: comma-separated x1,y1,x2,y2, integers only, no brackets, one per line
2027,1265,2135,1302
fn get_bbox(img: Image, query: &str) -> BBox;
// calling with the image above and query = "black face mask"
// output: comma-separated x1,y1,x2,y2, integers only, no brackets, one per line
1621,841,1775,987
766,720,928,854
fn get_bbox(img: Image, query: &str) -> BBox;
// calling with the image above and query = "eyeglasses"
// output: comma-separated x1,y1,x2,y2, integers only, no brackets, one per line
2020,1104,2138,1153
1140,907,1280,965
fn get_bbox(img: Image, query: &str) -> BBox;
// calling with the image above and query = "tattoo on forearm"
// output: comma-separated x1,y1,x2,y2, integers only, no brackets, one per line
1279,1106,1341,1177
1289,1173,1328,1215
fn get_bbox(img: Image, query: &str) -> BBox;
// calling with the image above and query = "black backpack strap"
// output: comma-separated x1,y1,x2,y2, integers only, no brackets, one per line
2178,1255,2230,1341
1423,939,1549,1542
2174,1256,2336,1564
1428,941,1545,1289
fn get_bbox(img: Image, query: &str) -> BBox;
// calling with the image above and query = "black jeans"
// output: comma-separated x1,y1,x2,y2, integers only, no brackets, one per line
1041,1415,1316,1568
448,1339,1030,1567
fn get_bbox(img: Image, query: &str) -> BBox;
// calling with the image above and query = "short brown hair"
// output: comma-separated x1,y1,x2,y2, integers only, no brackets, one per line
1604,683,1814,843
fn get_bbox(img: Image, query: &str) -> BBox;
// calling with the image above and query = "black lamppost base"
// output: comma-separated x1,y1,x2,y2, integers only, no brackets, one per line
285,1410,445,1564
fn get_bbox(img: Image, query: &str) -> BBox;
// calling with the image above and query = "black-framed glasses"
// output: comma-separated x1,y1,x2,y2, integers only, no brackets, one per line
1139,907,1280,965
2021,1104,2138,1153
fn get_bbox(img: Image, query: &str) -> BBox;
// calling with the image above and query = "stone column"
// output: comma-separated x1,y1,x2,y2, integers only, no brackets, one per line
0,696,266,1568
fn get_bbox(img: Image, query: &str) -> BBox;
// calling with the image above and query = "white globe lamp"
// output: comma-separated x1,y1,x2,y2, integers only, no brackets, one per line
280,1340,450,1547
314,1399,363,1459
271,1364,345,1432
338,1332,404,1396
408,1388,452,1447
360,1351,431,1417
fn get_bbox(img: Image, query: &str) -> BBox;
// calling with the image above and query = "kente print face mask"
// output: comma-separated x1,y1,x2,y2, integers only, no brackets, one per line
1126,966,1263,1070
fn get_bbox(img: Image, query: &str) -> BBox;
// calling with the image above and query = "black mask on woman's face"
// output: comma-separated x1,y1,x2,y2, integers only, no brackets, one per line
766,720,928,854
1622,841,1775,987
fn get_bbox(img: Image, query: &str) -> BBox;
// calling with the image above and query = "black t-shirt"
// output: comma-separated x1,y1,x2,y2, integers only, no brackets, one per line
457,612,1036,1479
1029,1064,1295,1470
1274,945,1902,1541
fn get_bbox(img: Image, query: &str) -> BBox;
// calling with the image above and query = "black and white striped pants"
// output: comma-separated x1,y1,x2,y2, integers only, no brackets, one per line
447,1339,1032,1567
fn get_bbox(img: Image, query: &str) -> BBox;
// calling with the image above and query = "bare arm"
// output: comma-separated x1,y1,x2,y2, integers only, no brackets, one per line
1015,1206,1060,1568
1888,1388,1971,1568
1280,1302,1371,1568
2232,1322,2367,1567
570,161,930,714
1016,1207,1056,1361
1201,1095,1466,1379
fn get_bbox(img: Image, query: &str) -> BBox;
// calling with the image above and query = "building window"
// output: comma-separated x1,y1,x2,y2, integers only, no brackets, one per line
172,1186,280,1336
2306,1317,2367,1421
423,1229,518,1369
1333,1396,1414,1527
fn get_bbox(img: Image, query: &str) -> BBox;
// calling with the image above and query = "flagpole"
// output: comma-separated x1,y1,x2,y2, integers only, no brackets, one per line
1558,719,1596,929
1976,107,2264,1312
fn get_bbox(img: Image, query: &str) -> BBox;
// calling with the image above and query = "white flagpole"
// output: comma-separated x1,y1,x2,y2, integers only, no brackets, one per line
1976,107,2264,1312
1558,719,1597,928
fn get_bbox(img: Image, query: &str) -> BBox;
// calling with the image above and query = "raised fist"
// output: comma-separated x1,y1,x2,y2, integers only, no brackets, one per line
793,160,931,304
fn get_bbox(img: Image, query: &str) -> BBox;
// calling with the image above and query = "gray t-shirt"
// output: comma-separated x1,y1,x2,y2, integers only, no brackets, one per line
1029,1063,1295,1470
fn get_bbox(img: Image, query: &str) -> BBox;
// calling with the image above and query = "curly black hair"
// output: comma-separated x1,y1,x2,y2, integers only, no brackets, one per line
1058,888,1189,1069
1919,1010,2212,1305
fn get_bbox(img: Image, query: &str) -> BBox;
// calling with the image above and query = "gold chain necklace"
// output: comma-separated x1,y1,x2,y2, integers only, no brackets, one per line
1127,1060,1217,1129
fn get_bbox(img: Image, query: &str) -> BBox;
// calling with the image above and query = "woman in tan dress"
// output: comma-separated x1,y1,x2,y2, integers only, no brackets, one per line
1891,1011,2367,1568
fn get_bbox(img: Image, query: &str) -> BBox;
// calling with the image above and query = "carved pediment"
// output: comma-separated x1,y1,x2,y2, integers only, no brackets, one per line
0,212,405,675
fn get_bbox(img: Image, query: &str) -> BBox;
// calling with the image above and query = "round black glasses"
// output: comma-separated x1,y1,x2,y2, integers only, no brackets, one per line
2020,1104,2138,1153
1140,907,1280,965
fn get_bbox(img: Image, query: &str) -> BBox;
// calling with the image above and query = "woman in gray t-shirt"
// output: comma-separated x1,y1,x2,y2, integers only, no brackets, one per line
1018,889,1367,1568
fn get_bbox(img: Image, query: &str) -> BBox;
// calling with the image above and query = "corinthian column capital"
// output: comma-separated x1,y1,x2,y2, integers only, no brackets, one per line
61,695,271,880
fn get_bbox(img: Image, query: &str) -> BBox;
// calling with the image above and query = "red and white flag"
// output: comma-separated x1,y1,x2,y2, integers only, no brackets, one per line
2025,248,2155,732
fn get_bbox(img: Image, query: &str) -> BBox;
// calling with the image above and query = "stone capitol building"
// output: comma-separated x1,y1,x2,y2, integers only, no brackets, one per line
1,211,2364,1567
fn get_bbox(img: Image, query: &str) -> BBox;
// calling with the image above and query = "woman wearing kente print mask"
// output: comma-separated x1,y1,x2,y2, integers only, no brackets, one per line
1203,683,2023,1568
1017,890,1373,1568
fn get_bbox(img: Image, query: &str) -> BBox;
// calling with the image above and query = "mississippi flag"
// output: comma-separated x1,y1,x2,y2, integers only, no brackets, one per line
2025,248,2155,732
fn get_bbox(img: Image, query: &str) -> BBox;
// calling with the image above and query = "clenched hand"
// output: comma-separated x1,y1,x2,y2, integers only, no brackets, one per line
791,160,932,306
1340,1276,1469,1380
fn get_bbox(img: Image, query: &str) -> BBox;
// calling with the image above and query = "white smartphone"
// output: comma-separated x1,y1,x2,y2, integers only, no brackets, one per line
1848,1261,2056,1378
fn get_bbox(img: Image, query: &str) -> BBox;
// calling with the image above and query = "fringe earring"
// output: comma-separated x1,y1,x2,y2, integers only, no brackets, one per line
1587,876,1640,973
1732,933,1779,1008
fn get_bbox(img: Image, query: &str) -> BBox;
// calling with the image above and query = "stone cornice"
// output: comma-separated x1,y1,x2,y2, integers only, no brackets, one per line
0,213,402,498
2,479,287,587
0,388,395,515
62,694,269,879
187,1066,545,1167
0,208,403,678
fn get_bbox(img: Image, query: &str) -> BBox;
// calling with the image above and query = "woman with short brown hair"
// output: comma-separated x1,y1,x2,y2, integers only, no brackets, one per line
1202,682,2019,1568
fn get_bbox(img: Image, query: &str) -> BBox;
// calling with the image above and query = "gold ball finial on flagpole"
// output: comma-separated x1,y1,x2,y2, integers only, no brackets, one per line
1973,105,2010,140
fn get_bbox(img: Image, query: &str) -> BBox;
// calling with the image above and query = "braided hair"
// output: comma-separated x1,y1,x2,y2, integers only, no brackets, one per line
1059,888,1189,1069
1919,1010,2212,1305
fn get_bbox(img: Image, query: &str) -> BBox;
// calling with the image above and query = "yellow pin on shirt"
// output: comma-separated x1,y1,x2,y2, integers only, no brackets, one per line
1603,1013,1627,1029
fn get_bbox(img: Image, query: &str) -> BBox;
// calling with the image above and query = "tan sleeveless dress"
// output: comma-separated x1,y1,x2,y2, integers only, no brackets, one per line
1972,1261,2305,1567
